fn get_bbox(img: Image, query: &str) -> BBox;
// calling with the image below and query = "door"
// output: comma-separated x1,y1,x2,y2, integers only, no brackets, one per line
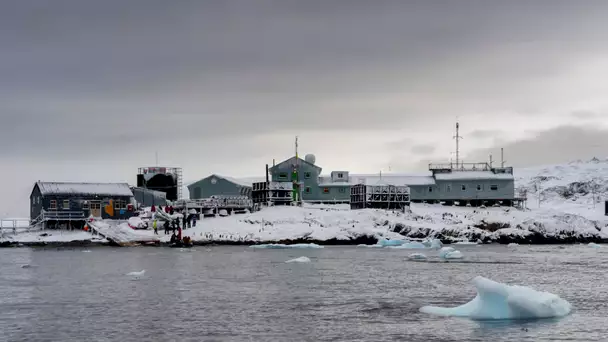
90,201,101,217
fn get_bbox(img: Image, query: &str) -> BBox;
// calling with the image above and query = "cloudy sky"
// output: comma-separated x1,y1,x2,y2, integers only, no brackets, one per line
2,0,608,216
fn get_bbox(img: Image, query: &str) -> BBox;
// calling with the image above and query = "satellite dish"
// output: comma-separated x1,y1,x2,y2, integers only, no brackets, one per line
305,154,316,165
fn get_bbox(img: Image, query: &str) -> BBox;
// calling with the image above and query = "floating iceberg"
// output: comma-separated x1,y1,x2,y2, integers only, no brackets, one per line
454,241,478,245
420,276,572,320
439,247,463,259
377,239,406,247
508,243,519,248
357,244,384,248
408,253,427,261
423,238,443,249
285,256,311,263
445,250,463,259
250,243,324,249
388,241,427,249
588,242,602,248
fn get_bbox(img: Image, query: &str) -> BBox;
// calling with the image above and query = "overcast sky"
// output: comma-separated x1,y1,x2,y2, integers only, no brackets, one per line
2,0,608,217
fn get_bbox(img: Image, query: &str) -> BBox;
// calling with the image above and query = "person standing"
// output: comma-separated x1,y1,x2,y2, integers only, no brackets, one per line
152,219,158,235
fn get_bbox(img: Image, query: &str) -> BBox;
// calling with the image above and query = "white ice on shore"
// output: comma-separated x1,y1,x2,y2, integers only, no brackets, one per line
285,256,311,263
420,276,572,320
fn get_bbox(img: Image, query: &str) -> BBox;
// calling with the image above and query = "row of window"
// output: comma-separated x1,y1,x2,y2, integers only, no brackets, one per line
303,187,346,194
277,172,346,180
48,199,129,210
428,184,499,193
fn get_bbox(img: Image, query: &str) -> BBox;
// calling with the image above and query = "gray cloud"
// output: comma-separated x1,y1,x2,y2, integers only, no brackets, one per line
468,129,504,140
2,1,608,215
410,144,436,155
465,125,608,167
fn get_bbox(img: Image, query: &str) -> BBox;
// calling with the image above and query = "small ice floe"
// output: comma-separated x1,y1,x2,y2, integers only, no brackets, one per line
588,242,602,248
82,250,92,253
454,241,478,245
285,256,311,263
357,244,383,248
508,243,519,248
420,276,572,320
126,270,146,278
422,238,443,249
388,241,427,249
377,239,407,247
439,247,463,260
408,253,427,261
250,243,323,249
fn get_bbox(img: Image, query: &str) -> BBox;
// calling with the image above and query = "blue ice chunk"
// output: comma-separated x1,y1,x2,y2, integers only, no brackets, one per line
420,276,572,320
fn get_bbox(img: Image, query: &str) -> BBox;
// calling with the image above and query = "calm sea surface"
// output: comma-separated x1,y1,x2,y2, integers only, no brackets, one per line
0,244,607,342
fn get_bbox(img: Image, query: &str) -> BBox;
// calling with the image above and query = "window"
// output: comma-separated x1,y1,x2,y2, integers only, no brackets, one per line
461,185,466,191
50,200,57,210
305,187,311,193
323,188,330,194
490,185,498,191
428,186,433,193
278,172,288,180
82,201,89,209
304,172,311,179
115,199,126,210
446,185,452,192
339,187,345,193
476,184,482,191
63,200,70,210
337,173,344,179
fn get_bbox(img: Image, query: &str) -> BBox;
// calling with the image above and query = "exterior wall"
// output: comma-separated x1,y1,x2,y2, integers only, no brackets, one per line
30,185,44,221
410,179,515,201
315,185,350,202
188,176,251,199
31,192,133,220
132,187,167,207
270,157,324,202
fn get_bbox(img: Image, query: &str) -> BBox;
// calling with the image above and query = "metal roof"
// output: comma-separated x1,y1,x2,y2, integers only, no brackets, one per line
434,171,514,181
36,182,133,197
349,173,436,186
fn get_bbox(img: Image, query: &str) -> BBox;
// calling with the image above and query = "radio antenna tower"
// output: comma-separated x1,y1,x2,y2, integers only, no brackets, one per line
453,122,463,168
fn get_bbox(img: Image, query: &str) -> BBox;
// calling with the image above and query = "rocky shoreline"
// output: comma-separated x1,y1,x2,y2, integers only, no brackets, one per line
1,233,606,248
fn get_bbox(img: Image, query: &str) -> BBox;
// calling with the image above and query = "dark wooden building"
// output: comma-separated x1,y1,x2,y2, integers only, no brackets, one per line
30,182,135,229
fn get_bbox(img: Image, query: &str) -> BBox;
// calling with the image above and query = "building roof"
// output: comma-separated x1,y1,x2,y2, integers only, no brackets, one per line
269,156,322,172
188,174,259,188
36,182,133,197
434,171,514,181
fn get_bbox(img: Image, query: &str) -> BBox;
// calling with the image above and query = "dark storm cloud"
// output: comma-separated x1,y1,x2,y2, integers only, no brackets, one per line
465,125,608,167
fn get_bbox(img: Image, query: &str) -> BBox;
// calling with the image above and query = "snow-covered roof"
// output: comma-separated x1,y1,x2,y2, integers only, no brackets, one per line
36,182,133,197
434,171,514,181
349,173,436,186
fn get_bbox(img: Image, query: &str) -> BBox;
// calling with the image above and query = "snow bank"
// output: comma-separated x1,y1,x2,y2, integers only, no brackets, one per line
420,276,572,320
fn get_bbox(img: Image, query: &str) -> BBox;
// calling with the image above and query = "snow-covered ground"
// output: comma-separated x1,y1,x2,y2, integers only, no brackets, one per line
5,158,608,245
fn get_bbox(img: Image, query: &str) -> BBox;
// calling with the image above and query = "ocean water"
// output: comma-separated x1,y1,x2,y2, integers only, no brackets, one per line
0,244,606,341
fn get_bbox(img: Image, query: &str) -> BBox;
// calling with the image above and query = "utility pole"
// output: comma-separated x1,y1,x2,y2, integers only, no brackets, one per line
489,154,493,168
501,148,505,168
453,122,463,168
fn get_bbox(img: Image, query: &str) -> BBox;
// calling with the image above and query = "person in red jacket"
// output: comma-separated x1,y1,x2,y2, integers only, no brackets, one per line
151,205,156,212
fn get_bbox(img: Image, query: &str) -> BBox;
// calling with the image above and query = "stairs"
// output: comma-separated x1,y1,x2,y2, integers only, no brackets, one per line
87,220,159,246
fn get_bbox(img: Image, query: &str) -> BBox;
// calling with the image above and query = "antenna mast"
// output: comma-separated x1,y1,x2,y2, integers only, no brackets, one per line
453,122,463,168
501,148,505,167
